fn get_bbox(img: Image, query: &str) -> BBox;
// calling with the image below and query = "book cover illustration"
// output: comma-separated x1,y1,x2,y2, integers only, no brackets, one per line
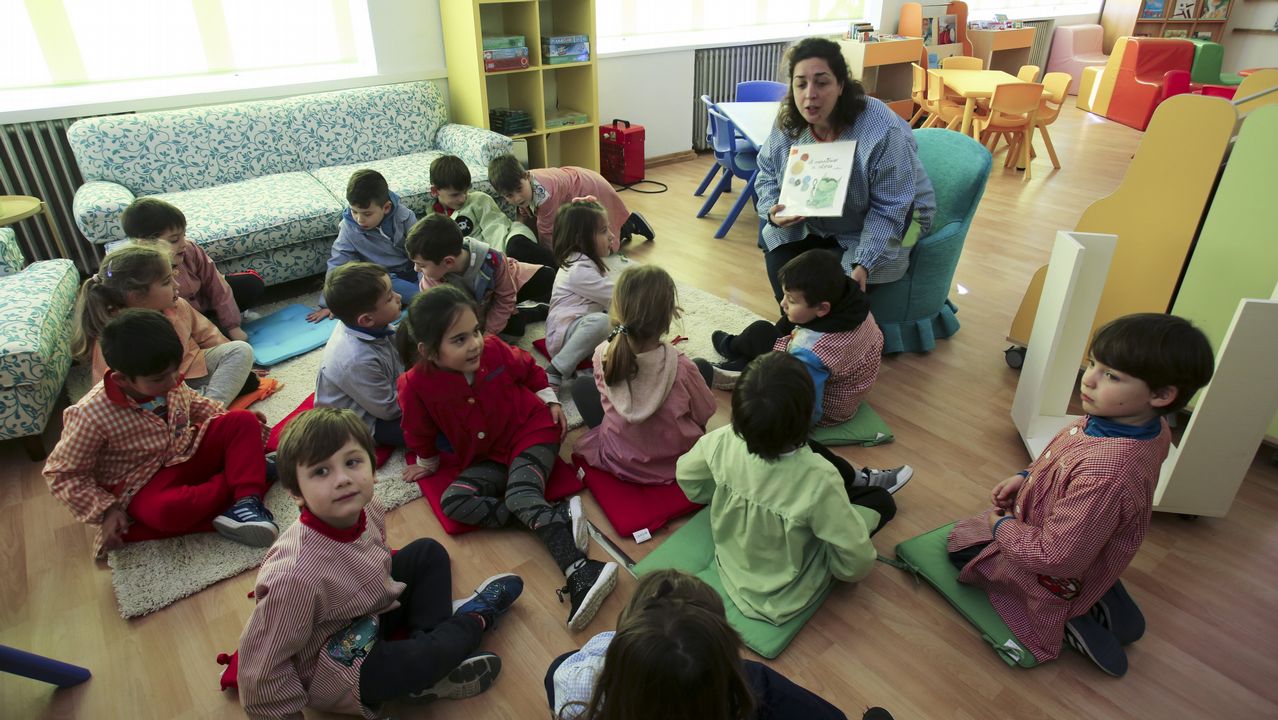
1171,0,1197,19
921,17,936,45
1141,0,1166,18
778,141,858,218
937,15,957,45
1200,0,1229,20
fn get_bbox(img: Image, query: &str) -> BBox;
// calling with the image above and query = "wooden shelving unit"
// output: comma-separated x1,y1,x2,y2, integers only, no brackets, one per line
441,0,600,171
968,27,1037,73
838,38,926,120
1100,0,1236,51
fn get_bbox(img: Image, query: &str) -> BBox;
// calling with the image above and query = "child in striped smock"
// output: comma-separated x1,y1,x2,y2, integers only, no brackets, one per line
947,313,1215,677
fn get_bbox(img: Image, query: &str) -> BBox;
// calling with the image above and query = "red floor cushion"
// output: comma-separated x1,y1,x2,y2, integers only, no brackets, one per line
572,454,703,538
416,455,584,535
266,394,394,467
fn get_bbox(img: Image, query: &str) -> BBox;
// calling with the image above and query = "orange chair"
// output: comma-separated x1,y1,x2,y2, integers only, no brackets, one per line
941,56,983,70
922,69,965,129
1017,65,1040,82
1034,72,1072,169
909,63,929,126
1106,38,1194,131
970,82,1044,180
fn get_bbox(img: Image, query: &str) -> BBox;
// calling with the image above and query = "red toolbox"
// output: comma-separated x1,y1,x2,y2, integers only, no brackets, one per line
599,119,644,185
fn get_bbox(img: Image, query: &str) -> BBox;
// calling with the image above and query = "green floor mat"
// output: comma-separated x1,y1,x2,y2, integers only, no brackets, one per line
809,401,894,447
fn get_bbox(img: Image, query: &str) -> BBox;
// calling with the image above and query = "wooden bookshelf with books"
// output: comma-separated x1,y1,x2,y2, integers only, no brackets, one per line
1101,0,1234,51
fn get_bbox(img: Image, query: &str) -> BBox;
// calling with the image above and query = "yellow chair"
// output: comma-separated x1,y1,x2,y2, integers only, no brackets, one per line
1017,64,1040,82
1034,72,1072,170
909,63,929,126
923,69,965,129
941,55,983,70
970,82,1044,180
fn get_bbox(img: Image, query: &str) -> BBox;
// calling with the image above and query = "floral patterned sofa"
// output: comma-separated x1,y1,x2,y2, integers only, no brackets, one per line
67,81,512,285
0,228,80,458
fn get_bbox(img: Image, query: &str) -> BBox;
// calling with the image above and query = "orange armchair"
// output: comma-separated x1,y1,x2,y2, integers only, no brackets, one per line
1107,38,1194,131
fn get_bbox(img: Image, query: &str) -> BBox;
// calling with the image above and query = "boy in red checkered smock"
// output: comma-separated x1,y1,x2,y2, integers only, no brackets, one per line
947,314,1215,676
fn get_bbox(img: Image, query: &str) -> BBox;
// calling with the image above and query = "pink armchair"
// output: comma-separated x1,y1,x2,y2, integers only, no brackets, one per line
1046,24,1109,95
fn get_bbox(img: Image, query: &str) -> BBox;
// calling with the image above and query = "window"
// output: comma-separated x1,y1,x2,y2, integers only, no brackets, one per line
964,0,1104,19
597,0,866,52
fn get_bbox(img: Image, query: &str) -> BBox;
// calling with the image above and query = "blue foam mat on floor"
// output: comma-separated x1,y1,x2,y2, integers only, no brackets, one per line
244,304,336,366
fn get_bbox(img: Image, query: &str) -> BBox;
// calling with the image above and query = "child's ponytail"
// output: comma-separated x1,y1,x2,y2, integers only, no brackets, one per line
552,199,610,274
602,265,679,387
70,244,171,362
398,285,481,368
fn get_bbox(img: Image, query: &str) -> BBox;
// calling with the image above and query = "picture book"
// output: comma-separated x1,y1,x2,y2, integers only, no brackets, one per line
1163,28,1189,37
1200,0,1229,20
937,15,957,45
921,17,936,45
1141,0,1166,18
777,141,857,218
1171,0,1197,19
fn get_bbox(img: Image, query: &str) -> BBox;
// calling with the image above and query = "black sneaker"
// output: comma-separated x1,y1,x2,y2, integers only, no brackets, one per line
853,465,914,495
558,559,618,631
626,211,654,242
1089,579,1145,645
264,452,278,485
213,496,278,547
516,300,549,323
552,496,589,554
1064,614,1128,677
405,652,501,703
451,573,524,630
711,330,738,359
863,709,895,720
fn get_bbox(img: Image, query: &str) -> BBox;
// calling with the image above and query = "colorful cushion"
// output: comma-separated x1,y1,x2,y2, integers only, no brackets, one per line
244,304,339,366
808,401,894,447
417,456,584,535
572,454,702,538
633,509,830,659
893,523,1038,668
265,393,395,467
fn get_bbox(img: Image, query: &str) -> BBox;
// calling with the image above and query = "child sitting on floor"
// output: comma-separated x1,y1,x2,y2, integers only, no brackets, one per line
947,313,1214,677
551,569,887,720
237,407,522,717
423,154,555,267
314,262,406,447
122,197,265,341
308,169,419,322
571,265,716,485
72,244,257,407
396,286,618,631
710,249,884,427
677,352,910,626
405,214,555,339
45,309,275,559
545,199,619,389
488,154,653,248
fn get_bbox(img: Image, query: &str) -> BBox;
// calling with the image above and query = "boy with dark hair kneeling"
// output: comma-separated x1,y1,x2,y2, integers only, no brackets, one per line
424,154,556,268
677,352,900,626
315,262,408,447
406,214,555,339
44,309,276,559
238,407,524,717
947,313,1216,677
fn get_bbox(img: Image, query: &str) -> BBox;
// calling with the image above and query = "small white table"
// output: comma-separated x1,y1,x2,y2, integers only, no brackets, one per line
716,101,781,148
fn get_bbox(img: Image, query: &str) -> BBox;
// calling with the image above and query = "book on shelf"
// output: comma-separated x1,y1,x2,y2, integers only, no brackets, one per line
1171,0,1197,19
543,34,589,45
546,109,589,128
921,17,936,45
482,35,526,49
1140,0,1166,18
485,56,531,72
1163,27,1189,37
937,15,957,45
483,47,529,61
545,53,590,65
1200,0,1229,20
542,41,589,57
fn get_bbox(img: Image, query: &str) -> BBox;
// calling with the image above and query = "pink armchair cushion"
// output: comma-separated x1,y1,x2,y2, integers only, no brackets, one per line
1047,24,1110,94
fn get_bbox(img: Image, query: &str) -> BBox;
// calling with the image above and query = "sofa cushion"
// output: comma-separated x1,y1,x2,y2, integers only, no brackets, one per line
0,258,80,388
156,172,343,265
309,151,503,220
281,81,448,170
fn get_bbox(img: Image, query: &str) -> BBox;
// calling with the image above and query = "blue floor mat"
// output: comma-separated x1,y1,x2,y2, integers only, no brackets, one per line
244,304,337,366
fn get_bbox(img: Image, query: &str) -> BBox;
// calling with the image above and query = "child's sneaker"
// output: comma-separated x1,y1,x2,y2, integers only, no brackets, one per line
451,573,524,630
711,330,738,359
711,358,746,390
1064,614,1128,677
558,559,618,631
1088,579,1145,645
213,496,278,547
517,300,550,322
853,465,913,495
553,496,588,554
405,652,501,703
623,211,655,242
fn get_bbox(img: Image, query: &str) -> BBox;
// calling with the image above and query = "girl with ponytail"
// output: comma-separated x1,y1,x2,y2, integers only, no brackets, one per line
570,265,716,485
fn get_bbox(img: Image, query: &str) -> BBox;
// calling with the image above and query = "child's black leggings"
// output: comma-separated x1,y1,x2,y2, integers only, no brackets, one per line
359,538,483,705
808,440,896,535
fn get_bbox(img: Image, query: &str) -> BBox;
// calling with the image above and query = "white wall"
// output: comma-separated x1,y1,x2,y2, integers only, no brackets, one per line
1222,2,1278,75
598,51,698,158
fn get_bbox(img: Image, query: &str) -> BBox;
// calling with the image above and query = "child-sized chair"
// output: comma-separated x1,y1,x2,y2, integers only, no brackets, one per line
971,82,1044,180
1161,69,1237,102
941,55,984,70
697,106,760,238
1105,38,1195,131
694,95,751,197
1034,72,1073,170
909,63,929,126
922,69,964,129
736,80,787,101
1046,24,1109,95
1017,64,1040,82
1187,38,1243,87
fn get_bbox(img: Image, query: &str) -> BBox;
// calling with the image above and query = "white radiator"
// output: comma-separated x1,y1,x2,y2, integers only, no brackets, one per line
693,41,792,151
1023,19,1058,73
0,118,99,273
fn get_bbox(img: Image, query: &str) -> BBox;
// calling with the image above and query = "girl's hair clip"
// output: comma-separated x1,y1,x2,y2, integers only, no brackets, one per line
607,324,628,341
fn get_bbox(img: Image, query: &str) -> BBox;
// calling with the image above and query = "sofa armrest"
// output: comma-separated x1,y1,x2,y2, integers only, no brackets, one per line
434,124,515,169
73,181,135,246
0,228,25,276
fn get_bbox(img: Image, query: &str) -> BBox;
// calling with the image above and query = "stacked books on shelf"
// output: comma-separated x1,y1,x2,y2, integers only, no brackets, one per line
483,35,530,72
542,34,589,65
546,108,589,128
490,108,533,136
846,21,875,40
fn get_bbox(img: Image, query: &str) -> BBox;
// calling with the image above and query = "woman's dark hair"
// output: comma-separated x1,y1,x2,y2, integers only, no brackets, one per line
778,37,868,138
1089,313,1215,415
552,199,610,274
396,285,481,368
731,352,814,460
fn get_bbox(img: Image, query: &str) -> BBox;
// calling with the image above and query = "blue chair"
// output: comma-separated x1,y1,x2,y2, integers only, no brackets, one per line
736,80,787,101
0,645,91,688
868,129,992,353
694,95,753,197
697,106,759,238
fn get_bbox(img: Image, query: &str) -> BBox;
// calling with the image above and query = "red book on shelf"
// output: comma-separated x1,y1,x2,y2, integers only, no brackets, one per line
485,56,530,72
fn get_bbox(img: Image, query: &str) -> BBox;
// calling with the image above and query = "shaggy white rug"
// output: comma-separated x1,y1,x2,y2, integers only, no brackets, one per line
65,256,765,618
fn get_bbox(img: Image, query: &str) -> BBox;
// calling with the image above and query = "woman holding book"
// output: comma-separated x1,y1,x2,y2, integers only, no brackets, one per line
755,37,937,298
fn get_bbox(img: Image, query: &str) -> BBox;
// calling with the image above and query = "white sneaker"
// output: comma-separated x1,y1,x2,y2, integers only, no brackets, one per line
856,465,913,495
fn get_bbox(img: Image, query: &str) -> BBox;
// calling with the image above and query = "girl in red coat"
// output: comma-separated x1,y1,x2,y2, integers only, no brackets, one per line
397,285,618,631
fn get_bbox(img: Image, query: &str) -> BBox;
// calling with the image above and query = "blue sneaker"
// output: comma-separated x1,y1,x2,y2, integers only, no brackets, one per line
213,496,278,548
1064,614,1128,677
452,573,524,630
1089,579,1145,645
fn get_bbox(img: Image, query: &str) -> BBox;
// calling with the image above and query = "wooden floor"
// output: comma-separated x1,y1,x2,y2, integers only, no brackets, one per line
3,104,1276,719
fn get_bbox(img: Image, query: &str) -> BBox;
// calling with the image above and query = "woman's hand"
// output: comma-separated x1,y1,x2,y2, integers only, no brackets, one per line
768,204,806,228
850,265,868,293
